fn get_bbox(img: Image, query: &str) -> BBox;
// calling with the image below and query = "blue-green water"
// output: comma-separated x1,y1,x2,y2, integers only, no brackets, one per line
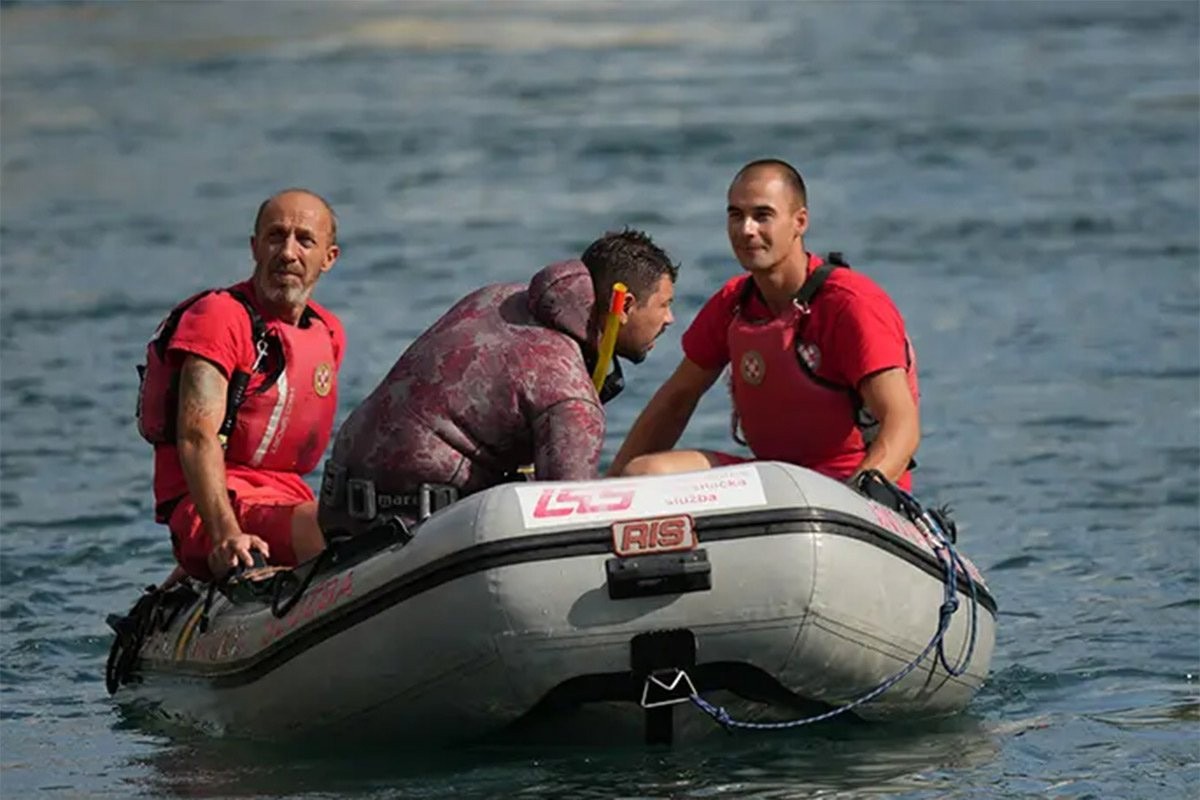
2,1,1198,797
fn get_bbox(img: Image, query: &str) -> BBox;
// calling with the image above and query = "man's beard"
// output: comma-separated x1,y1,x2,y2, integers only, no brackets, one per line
616,324,667,365
260,279,313,307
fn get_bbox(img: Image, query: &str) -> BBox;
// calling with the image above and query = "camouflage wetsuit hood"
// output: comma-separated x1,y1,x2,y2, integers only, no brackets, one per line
328,259,607,497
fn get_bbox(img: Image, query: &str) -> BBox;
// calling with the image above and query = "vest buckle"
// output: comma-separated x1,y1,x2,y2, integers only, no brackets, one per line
346,478,377,521
319,459,347,509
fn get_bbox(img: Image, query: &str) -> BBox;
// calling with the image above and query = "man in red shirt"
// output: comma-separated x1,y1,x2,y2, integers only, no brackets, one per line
608,160,920,488
141,189,344,580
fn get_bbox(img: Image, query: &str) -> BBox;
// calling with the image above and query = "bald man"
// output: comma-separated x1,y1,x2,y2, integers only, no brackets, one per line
609,160,921,489
138,189,344,580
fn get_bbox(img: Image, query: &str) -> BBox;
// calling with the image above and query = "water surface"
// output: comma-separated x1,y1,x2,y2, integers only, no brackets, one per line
2,1,1197,797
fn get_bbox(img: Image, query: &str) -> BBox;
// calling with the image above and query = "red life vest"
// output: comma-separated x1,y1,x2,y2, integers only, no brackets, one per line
223,306,338,473
136,288,338,474
135,289,263,445
728,255,918,483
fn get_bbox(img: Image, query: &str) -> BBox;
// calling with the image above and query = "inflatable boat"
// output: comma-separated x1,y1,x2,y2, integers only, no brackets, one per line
106,462,997,745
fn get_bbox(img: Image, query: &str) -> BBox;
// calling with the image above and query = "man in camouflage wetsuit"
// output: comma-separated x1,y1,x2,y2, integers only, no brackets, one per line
318,230,678,537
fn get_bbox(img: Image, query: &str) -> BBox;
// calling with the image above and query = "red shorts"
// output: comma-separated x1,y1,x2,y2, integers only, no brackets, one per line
168,494,300,581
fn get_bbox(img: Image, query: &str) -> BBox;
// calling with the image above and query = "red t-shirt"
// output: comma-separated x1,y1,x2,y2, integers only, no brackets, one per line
682,254,910,390
152,281,345,511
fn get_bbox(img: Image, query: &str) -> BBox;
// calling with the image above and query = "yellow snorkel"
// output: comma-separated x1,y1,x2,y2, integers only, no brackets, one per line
516,283,627,481
592,282,627,392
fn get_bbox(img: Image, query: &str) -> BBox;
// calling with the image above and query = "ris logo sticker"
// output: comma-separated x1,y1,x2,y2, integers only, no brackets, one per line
611,514,697,557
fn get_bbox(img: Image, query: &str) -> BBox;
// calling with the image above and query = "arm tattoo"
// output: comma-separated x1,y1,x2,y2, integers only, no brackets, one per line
177,357,228,437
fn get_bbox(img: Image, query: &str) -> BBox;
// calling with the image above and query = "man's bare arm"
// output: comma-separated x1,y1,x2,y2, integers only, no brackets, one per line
607,358,723,476
175,355,268,574
852,368,920,483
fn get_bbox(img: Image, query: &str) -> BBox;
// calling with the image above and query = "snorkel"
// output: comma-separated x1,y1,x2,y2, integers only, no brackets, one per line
591,282,627,392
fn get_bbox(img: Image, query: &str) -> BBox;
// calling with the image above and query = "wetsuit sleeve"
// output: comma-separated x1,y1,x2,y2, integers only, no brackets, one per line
531,398,605,481
825,291,911,389
167,293,253,378
681,281,741,371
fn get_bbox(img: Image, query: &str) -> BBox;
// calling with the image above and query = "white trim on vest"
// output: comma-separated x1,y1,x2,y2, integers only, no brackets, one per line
250,370,289,467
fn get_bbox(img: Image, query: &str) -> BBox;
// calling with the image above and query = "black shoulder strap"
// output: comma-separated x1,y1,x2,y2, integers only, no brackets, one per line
224,288,284,392
792,252,849,308
583,349,626,405
225,288,267,345
215,290,278,446
152,288,268,361
736,275,757,306
151,290,213,361
598,358,625,405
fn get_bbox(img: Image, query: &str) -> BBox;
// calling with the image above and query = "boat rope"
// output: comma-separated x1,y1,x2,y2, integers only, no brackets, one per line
198,580,219,633
270,546,335,619
105,582,198,694
893,478,979,678
686,471,980,732
198,553,264,633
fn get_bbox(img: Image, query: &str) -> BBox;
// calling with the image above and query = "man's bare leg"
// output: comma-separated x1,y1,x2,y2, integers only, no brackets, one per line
290,500,326,563
620,450,724,477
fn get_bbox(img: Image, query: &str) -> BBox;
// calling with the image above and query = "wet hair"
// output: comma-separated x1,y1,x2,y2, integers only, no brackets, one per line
732,159,808,208
253,188,339,244
581,228,679,307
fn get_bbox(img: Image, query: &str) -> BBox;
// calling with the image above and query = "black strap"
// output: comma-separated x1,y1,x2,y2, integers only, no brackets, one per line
792,252,848,308
105,582,199,693
152,287,269,365
151,290,214,362
225,289,267,346
734,252,849,313
328,473,459,523
598,358,625,404
218,290,277,445
582,350,626,405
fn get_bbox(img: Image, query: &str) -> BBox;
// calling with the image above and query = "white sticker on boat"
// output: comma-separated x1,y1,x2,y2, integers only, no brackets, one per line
514,465,768,529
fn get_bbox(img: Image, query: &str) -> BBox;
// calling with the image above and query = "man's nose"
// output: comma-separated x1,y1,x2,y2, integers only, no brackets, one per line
740,217,757,238
280,234,301,260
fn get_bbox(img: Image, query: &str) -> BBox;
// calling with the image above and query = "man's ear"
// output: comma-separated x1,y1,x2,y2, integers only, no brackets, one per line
620,292,635,323
795,206,809,237
322,244,340,273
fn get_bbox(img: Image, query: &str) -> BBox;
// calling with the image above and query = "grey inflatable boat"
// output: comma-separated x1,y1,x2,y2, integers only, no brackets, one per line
106,461,996,745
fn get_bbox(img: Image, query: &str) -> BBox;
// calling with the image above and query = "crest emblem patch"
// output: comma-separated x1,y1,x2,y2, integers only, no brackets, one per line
797,342,821,371
740,350,765,386
313,362,334,397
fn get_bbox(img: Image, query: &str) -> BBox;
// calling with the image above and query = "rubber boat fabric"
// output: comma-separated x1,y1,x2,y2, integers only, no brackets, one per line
106,461,997,746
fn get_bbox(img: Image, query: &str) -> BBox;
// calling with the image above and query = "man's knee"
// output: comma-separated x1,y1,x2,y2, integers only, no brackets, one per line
622,454,663,477
621,451,711,477
290,501,326,562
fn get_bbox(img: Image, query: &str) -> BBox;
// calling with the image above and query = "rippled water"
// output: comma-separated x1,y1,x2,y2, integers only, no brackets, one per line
2,1,1198,797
